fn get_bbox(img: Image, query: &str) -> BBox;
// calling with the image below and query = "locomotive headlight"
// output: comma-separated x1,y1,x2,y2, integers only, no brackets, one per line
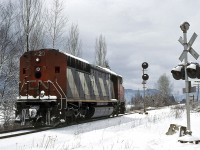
29,106,39,118
29,108,37,118
36,58,40,63
36,67,41,72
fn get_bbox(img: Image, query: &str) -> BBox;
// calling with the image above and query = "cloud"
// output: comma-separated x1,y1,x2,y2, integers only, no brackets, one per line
65,0,200,94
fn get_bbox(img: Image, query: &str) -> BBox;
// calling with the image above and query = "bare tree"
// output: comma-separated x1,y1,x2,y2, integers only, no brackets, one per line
0,2,15,74
0,2,19,128
157,74,173,97
66,24,82,57
46,0,67,48
156,73,173,106
29,21,46,50
95,34,109,68
0,56,18,128
131,89,143,109
18,0,43,52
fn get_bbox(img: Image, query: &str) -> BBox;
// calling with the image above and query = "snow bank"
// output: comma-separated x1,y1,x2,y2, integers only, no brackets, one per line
0,106,200,150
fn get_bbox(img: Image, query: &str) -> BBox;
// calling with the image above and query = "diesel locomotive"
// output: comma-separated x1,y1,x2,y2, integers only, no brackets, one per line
15,49,125,126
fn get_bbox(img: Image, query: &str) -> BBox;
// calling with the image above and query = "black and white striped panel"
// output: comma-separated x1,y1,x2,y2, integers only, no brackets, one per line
66,68,111,100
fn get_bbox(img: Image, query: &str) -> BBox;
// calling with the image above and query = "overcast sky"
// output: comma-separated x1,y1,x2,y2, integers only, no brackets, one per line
63,0,200,94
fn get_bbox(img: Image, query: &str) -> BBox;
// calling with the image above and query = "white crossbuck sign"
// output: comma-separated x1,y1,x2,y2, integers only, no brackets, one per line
179,32,199,61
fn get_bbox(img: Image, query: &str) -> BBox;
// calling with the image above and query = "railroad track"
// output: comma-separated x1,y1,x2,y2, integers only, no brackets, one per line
0,126,54,139
0,111,138,140
0,126,34,134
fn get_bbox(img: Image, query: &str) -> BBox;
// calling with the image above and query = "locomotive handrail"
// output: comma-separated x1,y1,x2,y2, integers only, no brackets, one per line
55,79,67,98
19,80,25,95
55,79,67,109
47,80,64,110
19,81,22,97
26,81,29,99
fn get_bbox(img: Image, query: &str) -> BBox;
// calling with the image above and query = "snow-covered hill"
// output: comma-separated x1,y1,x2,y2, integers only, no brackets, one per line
0,105,200,150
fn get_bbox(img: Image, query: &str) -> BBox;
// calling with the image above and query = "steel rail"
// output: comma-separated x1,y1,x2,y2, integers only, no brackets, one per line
0,127,53,139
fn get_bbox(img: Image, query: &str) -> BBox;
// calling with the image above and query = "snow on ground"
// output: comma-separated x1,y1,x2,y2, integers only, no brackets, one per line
0,106,200,150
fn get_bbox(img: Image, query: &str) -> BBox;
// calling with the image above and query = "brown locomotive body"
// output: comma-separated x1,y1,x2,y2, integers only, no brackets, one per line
16,49,125,126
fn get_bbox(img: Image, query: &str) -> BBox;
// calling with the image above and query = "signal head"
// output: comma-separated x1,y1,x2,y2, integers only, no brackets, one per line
186,63,200,79
142,74,149,81
171,65,185,80
142,62,148,69
187,63,197,79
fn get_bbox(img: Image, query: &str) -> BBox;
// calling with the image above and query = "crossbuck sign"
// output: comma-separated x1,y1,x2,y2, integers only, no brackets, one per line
179,32,199,61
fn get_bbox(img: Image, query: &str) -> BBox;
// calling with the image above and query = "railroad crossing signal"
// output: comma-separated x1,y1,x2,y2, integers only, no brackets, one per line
173,22,200,132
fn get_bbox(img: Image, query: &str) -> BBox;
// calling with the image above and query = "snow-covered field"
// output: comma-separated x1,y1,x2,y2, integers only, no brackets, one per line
0,106,200,150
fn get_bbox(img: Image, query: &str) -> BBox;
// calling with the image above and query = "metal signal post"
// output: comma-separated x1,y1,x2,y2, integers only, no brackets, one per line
181,22,191,131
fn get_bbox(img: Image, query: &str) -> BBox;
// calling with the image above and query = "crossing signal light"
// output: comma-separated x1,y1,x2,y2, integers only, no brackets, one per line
171,65,185,80
186,63,200,79
171,63,200,80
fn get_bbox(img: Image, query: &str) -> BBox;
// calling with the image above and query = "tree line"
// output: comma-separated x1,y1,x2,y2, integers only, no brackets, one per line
131,73,176,109
0,0,108,128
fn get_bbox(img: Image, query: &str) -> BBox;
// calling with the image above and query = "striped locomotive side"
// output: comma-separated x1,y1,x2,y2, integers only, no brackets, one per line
66,67,112,101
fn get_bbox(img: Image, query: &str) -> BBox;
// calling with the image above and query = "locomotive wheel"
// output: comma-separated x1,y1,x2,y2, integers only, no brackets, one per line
66,116,74,124
33,120,42,128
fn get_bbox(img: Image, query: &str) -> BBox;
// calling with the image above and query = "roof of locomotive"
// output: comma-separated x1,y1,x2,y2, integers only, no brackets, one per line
24,49,121,77
62,50,122,77
63,51,90,64
57,49,120,76
96,66,121,77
